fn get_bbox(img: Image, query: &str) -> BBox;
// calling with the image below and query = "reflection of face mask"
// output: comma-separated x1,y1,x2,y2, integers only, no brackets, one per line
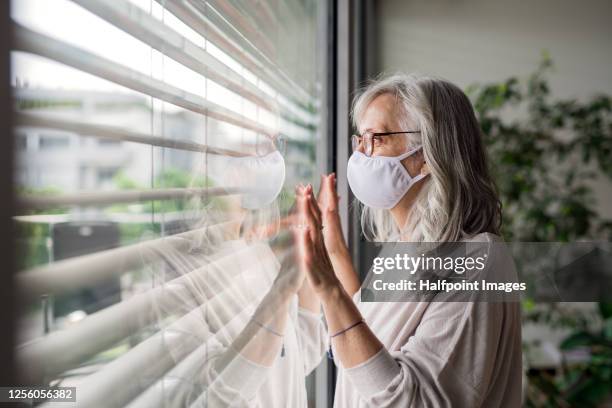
225,151,286,210
347,147,426,209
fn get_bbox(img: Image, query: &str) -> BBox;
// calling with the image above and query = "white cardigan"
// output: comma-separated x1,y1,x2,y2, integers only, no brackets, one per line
332,232,523,407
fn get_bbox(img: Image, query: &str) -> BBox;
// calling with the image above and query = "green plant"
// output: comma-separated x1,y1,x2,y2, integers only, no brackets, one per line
557,302,612,407
467,53,612,407
15,186,65,270
467,52,612,242
526,303,612,408
110,168,213,213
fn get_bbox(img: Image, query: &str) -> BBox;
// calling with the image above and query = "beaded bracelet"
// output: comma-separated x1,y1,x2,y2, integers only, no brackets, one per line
251,319,285,357
327,319,365,360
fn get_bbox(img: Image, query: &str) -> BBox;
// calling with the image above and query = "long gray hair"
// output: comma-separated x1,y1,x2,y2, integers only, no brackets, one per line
351,73,501,242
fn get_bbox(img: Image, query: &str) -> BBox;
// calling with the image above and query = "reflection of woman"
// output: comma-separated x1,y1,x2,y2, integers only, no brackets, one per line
151,140,326,407
296,74,522,407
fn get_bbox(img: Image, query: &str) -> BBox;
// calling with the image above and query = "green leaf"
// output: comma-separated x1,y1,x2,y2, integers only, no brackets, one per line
567,378,611,407
603,319,612,341
522,298,536,312
599,302,612,319
561,332,595,350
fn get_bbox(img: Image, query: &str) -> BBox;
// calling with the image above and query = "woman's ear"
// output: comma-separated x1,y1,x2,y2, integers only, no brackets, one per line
420,162,430,176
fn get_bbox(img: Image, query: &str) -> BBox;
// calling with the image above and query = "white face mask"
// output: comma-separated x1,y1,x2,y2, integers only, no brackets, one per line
347,147,426,209
222,150,286,210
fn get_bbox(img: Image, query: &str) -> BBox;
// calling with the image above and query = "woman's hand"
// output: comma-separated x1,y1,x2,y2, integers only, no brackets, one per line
317,173,349,256
272,246,305,295
316,174,361,295
295,184,342,296
295,186,383,369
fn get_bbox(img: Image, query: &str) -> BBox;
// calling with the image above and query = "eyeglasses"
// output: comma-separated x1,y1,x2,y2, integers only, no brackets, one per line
351,130,421,157
256,133,287,157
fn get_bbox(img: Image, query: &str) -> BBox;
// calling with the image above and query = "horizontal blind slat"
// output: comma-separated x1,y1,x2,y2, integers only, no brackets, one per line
36,283,262,407
16,223,235,300
125,341,212,408
70,0,316,129
69,0,279,115
200,0,313,105
161,0,313,111
201,0,313,101
12,23,277,137
206,0,277,62
19,246,260,385
17,186,243,212
14,111,249,156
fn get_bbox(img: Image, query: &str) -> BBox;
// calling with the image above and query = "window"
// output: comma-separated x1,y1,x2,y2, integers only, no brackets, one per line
15,131,28,150
39,134,70,150
96,167,120,187
97,138,122,147
12,0,329,406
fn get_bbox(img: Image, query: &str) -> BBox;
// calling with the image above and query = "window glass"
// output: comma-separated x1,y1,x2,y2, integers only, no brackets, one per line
12,0,329,406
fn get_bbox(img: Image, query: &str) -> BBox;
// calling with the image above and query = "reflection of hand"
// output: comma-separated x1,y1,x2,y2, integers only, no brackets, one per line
317,173,348,255
273,246,304,295
296,184,341,296
270,188,303,294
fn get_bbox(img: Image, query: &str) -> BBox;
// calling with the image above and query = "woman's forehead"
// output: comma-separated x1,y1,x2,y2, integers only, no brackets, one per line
359,93,414,132
359,94,400,130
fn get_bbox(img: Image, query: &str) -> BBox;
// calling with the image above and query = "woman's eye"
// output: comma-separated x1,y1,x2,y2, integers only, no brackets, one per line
372,136,384,145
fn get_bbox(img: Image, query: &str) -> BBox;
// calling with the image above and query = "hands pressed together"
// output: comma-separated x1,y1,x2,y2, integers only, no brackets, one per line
258,173,380,370
293,173,351,298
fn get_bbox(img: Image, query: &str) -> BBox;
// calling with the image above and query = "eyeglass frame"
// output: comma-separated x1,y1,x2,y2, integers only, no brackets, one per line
351,130,422,157
256,133,287,157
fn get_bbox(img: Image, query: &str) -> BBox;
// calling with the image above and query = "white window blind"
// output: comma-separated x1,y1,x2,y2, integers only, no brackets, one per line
12,0,328,406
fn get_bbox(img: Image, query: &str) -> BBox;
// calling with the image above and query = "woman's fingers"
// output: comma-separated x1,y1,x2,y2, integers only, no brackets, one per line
306,184,322,225
326,173,340,209
295,222,312,267
295,186,317,242
316,173,333,208
297,184,329,257
280,213,297,232
294,188,312,264
305,187,327,245
294,184,339,294
296,223,331,291
316,174,326,207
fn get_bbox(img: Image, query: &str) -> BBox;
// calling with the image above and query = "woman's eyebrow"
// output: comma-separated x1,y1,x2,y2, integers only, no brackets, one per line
363,126,390,133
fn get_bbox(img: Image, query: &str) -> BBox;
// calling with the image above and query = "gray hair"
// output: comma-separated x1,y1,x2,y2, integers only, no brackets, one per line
351,73,501,242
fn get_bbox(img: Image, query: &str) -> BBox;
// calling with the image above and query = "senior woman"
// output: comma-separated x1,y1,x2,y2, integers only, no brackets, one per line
295,74,522,407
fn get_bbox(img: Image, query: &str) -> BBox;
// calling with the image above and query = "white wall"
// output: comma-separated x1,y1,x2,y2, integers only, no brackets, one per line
376,0,612,217
377,0,612,98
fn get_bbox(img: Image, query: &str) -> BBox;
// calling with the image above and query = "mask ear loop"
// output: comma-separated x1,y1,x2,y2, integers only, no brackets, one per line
409,146,428,178
406,145,430,203
256,133,285,157
255,133,265,157
275,133,286,156
396,145,423,160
